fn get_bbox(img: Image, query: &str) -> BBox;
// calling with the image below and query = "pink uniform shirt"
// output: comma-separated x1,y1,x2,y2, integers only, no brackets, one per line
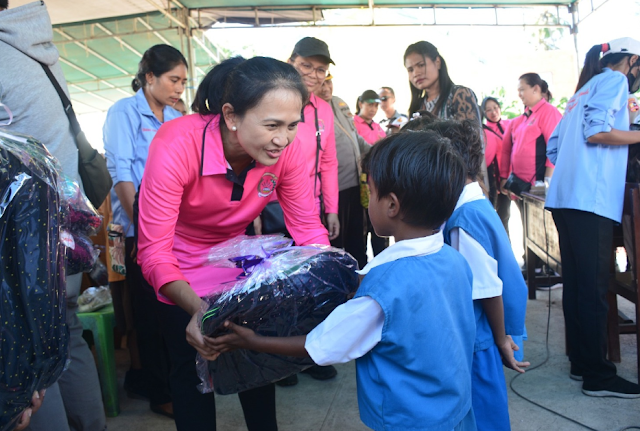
353,115,386,145
483,119,511,169
137,114,330,303
296,93,339,214
500,99,561,184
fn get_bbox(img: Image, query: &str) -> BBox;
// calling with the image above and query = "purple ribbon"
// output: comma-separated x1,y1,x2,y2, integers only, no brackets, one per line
228,239,294,278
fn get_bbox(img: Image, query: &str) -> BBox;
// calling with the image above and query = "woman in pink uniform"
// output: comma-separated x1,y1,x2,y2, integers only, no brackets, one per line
500,73,562,264
353,89,386,145
137,56,329,431
481,96,512,233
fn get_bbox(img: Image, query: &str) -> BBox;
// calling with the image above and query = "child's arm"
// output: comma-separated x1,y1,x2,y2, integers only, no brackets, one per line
209,296,384,364
481,296,530,373
209,321,309,360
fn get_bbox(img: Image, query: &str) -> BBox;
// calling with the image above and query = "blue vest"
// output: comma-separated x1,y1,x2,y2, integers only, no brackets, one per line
444,199,527,350
355,245,475,431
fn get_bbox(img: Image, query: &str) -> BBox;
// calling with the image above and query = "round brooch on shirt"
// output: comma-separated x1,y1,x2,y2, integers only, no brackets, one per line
257,173,277,198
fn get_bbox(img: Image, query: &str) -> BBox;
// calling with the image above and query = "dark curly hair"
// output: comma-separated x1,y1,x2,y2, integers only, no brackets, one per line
403,119,483,182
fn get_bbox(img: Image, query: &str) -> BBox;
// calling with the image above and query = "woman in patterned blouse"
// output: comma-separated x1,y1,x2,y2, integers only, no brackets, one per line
404,40,487,186
404,41,482,124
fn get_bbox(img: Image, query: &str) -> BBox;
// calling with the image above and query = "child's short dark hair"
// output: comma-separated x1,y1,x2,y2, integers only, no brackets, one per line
403,119,483,181
361,131,466,229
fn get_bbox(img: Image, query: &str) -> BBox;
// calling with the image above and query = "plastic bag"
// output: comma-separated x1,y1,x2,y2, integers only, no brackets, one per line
107,223,126,275
61,229,100,275
57,177,102,276
197,235,359,395
77,286,112,313
0,130,69,431
59,177,102,237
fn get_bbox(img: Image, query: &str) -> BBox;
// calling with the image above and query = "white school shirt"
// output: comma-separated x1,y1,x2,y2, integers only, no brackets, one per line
448,182,503,300
304,233,445,366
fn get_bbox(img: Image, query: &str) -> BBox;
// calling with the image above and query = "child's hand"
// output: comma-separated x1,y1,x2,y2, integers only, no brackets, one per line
186,311,221,361
497,337,530,373
209,321,259,355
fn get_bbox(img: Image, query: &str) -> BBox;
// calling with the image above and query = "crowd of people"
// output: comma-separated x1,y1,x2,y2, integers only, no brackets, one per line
3,1,640,430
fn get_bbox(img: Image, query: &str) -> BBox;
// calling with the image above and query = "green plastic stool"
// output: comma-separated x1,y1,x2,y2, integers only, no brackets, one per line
77,304,120,417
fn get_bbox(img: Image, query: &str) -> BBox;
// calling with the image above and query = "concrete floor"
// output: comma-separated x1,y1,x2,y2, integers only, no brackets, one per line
103,203,640,430
103,288,640,431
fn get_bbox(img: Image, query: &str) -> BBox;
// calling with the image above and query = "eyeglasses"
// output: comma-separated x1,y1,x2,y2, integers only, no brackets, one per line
379,96,390,102
294,61,329,78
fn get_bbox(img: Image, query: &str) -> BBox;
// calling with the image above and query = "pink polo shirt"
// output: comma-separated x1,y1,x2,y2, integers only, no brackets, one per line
137,114,330,303
296,93,339,214
483,118,511,169
353,115,386,145
500,99,561,184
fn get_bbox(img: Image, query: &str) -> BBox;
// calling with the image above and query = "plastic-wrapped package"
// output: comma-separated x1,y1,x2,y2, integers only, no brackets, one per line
61,229,100,275
0,130,69,431
197,235,359,395
57,177,101,275
59,177,102,237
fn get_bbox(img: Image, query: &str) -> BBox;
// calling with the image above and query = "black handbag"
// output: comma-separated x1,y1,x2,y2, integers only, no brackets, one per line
503,172,531,197
40,63,113,209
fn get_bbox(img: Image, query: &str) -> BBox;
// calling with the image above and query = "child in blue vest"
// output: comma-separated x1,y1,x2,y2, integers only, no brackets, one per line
209,131,478,431
404,118,530,431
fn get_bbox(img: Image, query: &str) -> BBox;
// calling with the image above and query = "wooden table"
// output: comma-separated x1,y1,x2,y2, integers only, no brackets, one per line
522,192,563,299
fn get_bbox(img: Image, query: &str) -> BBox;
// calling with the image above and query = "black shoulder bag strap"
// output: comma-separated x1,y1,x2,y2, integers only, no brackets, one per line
313,106,323,199
483,123,503,140
39,63,82,140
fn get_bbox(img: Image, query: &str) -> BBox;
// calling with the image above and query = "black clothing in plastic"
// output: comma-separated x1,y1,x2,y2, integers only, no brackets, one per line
0,130,68,431
198,235,359,395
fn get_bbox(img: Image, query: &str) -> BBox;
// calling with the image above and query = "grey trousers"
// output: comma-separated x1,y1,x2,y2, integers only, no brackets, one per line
27,273,107,431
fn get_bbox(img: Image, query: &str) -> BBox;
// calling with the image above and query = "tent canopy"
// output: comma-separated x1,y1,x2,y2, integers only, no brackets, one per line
11,0,581,113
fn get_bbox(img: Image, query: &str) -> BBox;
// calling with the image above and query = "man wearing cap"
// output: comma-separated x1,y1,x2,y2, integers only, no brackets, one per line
285,36,340,385
378,87,408,135
353,90,386,145
316,74,369,270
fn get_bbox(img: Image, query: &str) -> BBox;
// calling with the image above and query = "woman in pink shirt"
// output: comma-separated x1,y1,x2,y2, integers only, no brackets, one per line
137,56,329,431
481,96,512,233
353,89,386,145
499,73,561,261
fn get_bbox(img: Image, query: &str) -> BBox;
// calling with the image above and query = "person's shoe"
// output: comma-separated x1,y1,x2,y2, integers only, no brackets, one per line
582,376,640,398
569,364,583,381
301,365,338,380
275,374,298,387
150,402,175,419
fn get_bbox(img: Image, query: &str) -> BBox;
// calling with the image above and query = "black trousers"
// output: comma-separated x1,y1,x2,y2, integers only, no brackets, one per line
125,237,172,406
551,209,617,386
330,186,367,269
156,301,278,431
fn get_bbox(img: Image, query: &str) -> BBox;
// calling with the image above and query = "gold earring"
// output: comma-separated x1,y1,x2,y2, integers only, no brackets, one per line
420,90,426,98
205,99,210,111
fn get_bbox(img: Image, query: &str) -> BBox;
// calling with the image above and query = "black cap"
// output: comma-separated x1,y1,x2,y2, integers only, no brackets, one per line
358,90,381,104
291,37,335,65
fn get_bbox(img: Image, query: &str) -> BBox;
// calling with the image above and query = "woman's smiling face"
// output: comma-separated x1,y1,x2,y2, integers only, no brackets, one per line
227,89,303,166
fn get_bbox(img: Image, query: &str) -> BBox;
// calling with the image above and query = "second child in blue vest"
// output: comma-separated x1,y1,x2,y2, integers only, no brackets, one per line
208,131,478,431
405,118,529,431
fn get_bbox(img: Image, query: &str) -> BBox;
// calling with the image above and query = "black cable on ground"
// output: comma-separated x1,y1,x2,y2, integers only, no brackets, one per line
507,203,639,431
